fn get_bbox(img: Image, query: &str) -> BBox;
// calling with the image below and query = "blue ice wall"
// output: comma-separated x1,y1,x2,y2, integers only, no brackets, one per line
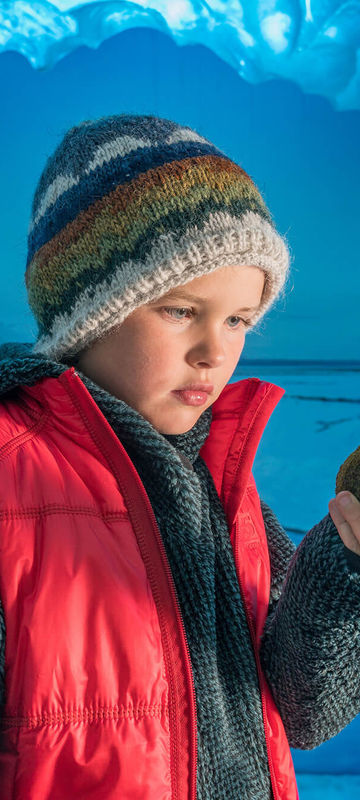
1,1,360,111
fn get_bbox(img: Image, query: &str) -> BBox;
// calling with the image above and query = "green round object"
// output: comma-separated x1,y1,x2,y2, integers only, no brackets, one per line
335,445,360,502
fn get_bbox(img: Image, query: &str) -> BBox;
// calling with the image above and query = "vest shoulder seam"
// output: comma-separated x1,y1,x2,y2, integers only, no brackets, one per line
0,409,51,464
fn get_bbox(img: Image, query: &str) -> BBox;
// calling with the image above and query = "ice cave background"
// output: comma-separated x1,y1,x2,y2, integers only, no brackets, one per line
1,2,360,797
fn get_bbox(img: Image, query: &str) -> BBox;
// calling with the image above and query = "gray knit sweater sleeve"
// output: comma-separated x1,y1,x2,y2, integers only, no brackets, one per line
259,499,360,750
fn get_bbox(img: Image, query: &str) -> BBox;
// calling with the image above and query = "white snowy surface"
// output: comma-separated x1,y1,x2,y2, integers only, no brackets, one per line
297,773,360,799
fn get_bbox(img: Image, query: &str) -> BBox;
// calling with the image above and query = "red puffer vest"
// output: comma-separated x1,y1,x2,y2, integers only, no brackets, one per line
0,368,299,800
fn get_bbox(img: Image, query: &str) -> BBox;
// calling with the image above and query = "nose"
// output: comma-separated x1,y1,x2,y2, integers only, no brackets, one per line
188,326,243,368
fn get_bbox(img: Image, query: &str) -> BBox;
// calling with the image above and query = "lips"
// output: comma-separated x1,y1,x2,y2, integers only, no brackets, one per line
176,383,214,394
172,389,210,407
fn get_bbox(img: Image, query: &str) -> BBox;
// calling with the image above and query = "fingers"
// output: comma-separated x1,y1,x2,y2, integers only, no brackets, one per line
328,492,360,556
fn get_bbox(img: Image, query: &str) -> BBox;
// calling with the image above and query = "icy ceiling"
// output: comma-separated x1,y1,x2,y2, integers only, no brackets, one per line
0,1,359,111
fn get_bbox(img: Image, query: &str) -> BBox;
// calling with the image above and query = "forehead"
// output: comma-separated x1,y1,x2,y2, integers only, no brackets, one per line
156,288,259,312
154,265,265,309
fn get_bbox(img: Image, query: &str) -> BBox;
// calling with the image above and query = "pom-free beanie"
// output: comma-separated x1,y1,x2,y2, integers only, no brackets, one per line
25,113,290,361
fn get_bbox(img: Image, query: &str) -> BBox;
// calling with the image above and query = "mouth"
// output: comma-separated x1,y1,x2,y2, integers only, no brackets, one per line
175,383,214,394
171,389,211,407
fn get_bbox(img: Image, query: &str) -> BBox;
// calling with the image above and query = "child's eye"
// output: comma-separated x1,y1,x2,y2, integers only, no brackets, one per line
162,306,192,321
161,307,254,329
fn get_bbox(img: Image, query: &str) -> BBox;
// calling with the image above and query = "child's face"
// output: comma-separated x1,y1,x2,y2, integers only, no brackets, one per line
77,264,265,434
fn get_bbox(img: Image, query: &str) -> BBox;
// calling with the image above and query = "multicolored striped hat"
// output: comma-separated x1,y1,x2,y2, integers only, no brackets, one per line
26,113,291,361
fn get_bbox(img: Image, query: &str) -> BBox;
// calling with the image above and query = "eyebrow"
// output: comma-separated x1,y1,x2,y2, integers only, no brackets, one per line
154,290,259,313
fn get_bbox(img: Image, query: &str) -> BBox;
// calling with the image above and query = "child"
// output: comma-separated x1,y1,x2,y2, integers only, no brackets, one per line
0,113,359,800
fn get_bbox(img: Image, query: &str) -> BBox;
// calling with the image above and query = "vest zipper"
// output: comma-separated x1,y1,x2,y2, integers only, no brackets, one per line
69,369,197,799
144,500,198,800
235,521,279,800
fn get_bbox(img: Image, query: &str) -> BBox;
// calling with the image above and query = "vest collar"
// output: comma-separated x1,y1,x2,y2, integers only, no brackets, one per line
21,367,285,526
200,377,285,522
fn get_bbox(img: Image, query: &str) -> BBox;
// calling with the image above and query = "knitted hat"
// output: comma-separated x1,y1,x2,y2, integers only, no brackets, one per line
26,113,291,361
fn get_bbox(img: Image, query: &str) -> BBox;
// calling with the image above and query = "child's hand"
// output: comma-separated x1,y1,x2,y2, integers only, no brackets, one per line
328,493,360,557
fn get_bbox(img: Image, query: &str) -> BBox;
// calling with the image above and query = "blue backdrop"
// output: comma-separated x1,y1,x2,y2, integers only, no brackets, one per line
1,1,359,783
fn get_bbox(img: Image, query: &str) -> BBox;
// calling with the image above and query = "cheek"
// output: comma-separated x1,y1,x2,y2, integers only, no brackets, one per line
228,336,246,369
130,339,173,380
235,335,246,355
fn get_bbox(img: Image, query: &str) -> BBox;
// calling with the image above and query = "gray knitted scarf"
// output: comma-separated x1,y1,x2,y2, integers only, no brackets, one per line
79,371,273,800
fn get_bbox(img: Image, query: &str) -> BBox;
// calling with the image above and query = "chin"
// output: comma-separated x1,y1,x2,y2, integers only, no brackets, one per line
159,417,201,436
148,403,204,435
